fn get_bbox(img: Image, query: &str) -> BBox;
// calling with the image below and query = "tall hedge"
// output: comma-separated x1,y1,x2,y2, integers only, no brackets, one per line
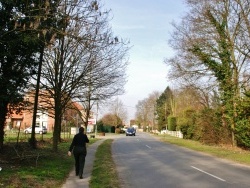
168,116,177,131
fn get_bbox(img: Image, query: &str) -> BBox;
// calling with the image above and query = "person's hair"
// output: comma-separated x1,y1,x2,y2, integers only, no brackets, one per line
79,127,84,133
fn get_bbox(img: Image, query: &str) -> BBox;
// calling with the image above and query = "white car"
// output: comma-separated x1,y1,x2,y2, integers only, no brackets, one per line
24,126,47,134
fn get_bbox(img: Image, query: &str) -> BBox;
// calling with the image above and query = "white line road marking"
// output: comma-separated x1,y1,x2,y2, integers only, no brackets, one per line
146,145,151,149
191,166,226,182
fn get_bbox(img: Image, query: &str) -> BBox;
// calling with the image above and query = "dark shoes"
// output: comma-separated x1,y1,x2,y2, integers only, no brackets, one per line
76,174,83,179
76,171,83,179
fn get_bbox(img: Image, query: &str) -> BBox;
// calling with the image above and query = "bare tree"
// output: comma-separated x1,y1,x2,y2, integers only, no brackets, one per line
135,91,160,130
108,98,128,126
36,0,106,151
71,0,129,129
165,0,250,145
35,0,128,151
77,21,129,128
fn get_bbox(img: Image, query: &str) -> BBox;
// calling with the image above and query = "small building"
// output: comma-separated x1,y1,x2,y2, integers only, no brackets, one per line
5,90,93,133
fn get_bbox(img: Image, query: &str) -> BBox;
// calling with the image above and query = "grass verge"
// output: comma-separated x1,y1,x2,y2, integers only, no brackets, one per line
156,134,250,165
89,139,120,188
2,132,250,188
0,135,98,188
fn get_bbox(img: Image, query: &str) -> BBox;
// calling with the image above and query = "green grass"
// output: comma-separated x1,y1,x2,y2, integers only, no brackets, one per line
156,134,250,165
0,134,98,188
90,139,120,188
2,132,250,188
4,131,73,143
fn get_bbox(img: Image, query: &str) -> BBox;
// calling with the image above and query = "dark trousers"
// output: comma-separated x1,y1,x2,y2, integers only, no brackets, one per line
73,146,87,177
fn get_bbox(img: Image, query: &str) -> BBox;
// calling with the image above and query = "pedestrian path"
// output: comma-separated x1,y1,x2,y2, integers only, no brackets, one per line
61,139,105,188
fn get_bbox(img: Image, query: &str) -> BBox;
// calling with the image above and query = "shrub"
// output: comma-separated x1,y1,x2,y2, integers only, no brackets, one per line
235,119,250,148
177,109,196,139
195,108,220,144
168,116,177,131
115,128,121,134
196,108,231,145
178,120,195,139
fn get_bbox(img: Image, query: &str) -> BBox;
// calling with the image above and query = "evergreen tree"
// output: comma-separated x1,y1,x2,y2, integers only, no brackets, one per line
0,0,40,150
156,87,173,131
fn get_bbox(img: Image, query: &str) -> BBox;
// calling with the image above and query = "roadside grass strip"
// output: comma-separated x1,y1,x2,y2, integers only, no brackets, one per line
90,139,120,188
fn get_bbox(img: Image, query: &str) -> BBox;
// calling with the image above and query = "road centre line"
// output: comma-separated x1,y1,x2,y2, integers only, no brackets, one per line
135,139,151,149
191,166,226,182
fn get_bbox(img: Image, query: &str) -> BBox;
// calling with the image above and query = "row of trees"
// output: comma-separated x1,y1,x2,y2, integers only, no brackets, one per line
135,91,159,131
0,0,129,151
98,98,128,131
136,0,250,149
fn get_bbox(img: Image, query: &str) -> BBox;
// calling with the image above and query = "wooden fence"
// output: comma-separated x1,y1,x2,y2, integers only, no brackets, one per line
160,129,183,138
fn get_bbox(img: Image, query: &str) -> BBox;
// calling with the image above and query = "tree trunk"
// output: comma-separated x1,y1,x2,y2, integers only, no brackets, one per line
52,111,60,152
30,44,45,149
53,94,63,151
0,102,8,151
58,117,62,142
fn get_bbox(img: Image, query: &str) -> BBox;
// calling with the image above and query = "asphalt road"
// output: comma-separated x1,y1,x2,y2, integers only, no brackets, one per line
112,132,250,188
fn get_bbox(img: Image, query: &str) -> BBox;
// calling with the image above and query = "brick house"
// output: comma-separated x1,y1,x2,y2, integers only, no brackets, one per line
5,90,91,132
5,106,54,132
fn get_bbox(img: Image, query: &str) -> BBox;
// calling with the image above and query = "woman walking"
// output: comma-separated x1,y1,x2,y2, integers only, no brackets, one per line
68,127,89,179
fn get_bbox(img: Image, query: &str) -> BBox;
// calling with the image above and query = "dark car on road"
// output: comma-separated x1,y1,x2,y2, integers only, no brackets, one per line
126,127,136,136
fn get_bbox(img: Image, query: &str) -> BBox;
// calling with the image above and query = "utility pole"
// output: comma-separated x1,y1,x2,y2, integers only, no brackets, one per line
95,101,98,137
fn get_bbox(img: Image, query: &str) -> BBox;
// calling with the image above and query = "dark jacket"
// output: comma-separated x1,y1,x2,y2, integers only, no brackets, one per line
69,132,89,152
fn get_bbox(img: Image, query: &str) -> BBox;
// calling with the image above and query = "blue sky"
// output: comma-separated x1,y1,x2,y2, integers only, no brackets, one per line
101,0,187,121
